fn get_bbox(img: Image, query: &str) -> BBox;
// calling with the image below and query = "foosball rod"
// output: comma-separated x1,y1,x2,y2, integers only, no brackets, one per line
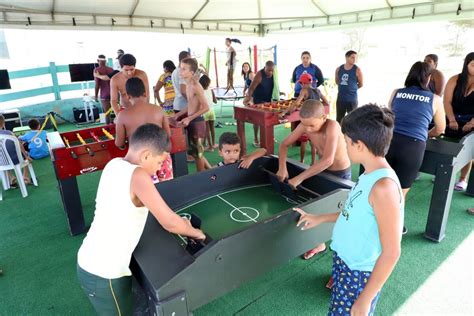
102,128,114,140
298,185,321,197
76,133,86,145
90,131,100,142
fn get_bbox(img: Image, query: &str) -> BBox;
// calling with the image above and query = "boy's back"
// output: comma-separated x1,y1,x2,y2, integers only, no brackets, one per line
19,130,49,159
116,101,169,142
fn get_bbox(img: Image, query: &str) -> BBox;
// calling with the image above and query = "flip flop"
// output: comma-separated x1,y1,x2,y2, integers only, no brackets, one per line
302,245,327,260
454,180,467,191
325,277,334,290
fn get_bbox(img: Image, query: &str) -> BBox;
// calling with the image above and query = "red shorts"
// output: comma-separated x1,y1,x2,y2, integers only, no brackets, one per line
299,133,309,142
156,155,174,182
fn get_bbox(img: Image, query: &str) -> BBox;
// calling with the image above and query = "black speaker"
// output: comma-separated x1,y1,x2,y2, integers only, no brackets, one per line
73,106,99,123
1,108,21,131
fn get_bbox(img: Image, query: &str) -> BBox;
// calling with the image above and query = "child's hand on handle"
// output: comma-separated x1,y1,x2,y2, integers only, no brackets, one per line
288,176,302,190
238,157,254,169
194,229,206,240
276,168,288,182
293,207,323,230
183,217,206,240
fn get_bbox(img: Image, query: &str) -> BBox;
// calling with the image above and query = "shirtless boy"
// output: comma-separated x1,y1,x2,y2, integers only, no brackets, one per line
110,54,150,115
277,99,351,260
173,57,210,172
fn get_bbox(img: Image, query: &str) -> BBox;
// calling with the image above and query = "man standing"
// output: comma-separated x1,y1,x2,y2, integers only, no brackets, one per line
424,53,445,96
94,54,113,122
113,49,124,71
243,61,277,147
110,54,149,115
335,50,364,123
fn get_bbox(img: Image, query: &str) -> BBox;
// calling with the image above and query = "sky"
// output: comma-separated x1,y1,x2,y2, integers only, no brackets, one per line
0,19,473,109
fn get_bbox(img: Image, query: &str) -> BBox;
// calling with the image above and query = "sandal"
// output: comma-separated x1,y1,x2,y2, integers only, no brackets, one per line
302,244,327,260
454,180,467,191
252,141,260,148
10,178,18,188
325,277,334,290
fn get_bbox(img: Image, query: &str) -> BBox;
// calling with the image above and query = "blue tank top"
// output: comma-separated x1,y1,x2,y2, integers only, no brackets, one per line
331,168,403,272
253,69,274,104
392,86,434,141
244,73,252,89
337,64,359,102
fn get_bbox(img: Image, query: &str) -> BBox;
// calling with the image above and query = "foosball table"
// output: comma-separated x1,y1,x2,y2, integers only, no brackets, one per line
47,124,187,235
234,100,300,155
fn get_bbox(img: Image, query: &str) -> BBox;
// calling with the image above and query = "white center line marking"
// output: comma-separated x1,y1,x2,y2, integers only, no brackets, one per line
216,195,258,223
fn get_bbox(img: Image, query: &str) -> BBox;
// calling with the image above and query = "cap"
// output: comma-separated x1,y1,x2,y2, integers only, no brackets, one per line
298,73,312,84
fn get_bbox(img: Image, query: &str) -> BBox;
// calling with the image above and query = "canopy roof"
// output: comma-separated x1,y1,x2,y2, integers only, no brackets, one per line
0,0,472,35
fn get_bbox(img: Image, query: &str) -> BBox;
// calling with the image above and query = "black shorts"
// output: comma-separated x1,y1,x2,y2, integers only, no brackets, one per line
386,133,426,189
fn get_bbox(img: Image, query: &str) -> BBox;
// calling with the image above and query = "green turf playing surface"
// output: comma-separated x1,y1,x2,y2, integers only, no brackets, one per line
175,184,304,241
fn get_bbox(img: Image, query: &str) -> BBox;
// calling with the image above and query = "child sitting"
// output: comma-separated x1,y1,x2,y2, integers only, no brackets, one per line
0,114,32,186
216,132,266,168
19,118,49,160
294,104,403,315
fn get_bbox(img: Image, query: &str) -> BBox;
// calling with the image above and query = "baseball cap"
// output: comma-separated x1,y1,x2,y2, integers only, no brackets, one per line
298,73,312,84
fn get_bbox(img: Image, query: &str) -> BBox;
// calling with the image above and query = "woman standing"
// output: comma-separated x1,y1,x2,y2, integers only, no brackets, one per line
443,52,474,190
386,61,446,233
291,51,324,98
242,62,259,146
225,38,241,91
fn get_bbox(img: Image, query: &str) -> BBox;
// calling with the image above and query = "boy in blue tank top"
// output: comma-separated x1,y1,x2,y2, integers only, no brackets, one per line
294,104,404,316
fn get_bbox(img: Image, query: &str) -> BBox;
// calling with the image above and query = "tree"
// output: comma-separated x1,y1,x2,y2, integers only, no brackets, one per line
343,28,367,59
443,20,474,57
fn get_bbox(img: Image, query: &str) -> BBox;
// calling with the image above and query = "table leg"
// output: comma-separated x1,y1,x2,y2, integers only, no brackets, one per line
260,125,274,155
171,152,188,177
424,163,456,242
237,120,247,156
57,177,86,236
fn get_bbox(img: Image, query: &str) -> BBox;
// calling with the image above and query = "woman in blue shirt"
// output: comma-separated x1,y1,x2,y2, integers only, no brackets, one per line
291,51,324,98
386,62,445,232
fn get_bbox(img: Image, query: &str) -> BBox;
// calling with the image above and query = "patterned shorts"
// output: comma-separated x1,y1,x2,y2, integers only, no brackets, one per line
157,155,174,181
328,253,380,316
186,117,206,159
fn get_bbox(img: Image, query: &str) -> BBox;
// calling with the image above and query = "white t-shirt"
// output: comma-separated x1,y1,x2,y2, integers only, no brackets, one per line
77,158,149,279
113,59,121,71
171,68,187,111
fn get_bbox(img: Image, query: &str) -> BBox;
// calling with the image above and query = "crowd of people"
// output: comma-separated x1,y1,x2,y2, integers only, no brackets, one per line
78,44,474,315
3,37,472,315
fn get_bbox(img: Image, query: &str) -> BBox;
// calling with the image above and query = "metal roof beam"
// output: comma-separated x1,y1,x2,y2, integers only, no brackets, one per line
191,0,209,21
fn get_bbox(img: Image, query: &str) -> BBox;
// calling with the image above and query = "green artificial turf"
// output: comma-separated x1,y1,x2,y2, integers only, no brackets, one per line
0,104,472,315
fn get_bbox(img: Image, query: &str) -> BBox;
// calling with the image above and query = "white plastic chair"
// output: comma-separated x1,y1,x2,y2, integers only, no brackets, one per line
0,134,38,199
